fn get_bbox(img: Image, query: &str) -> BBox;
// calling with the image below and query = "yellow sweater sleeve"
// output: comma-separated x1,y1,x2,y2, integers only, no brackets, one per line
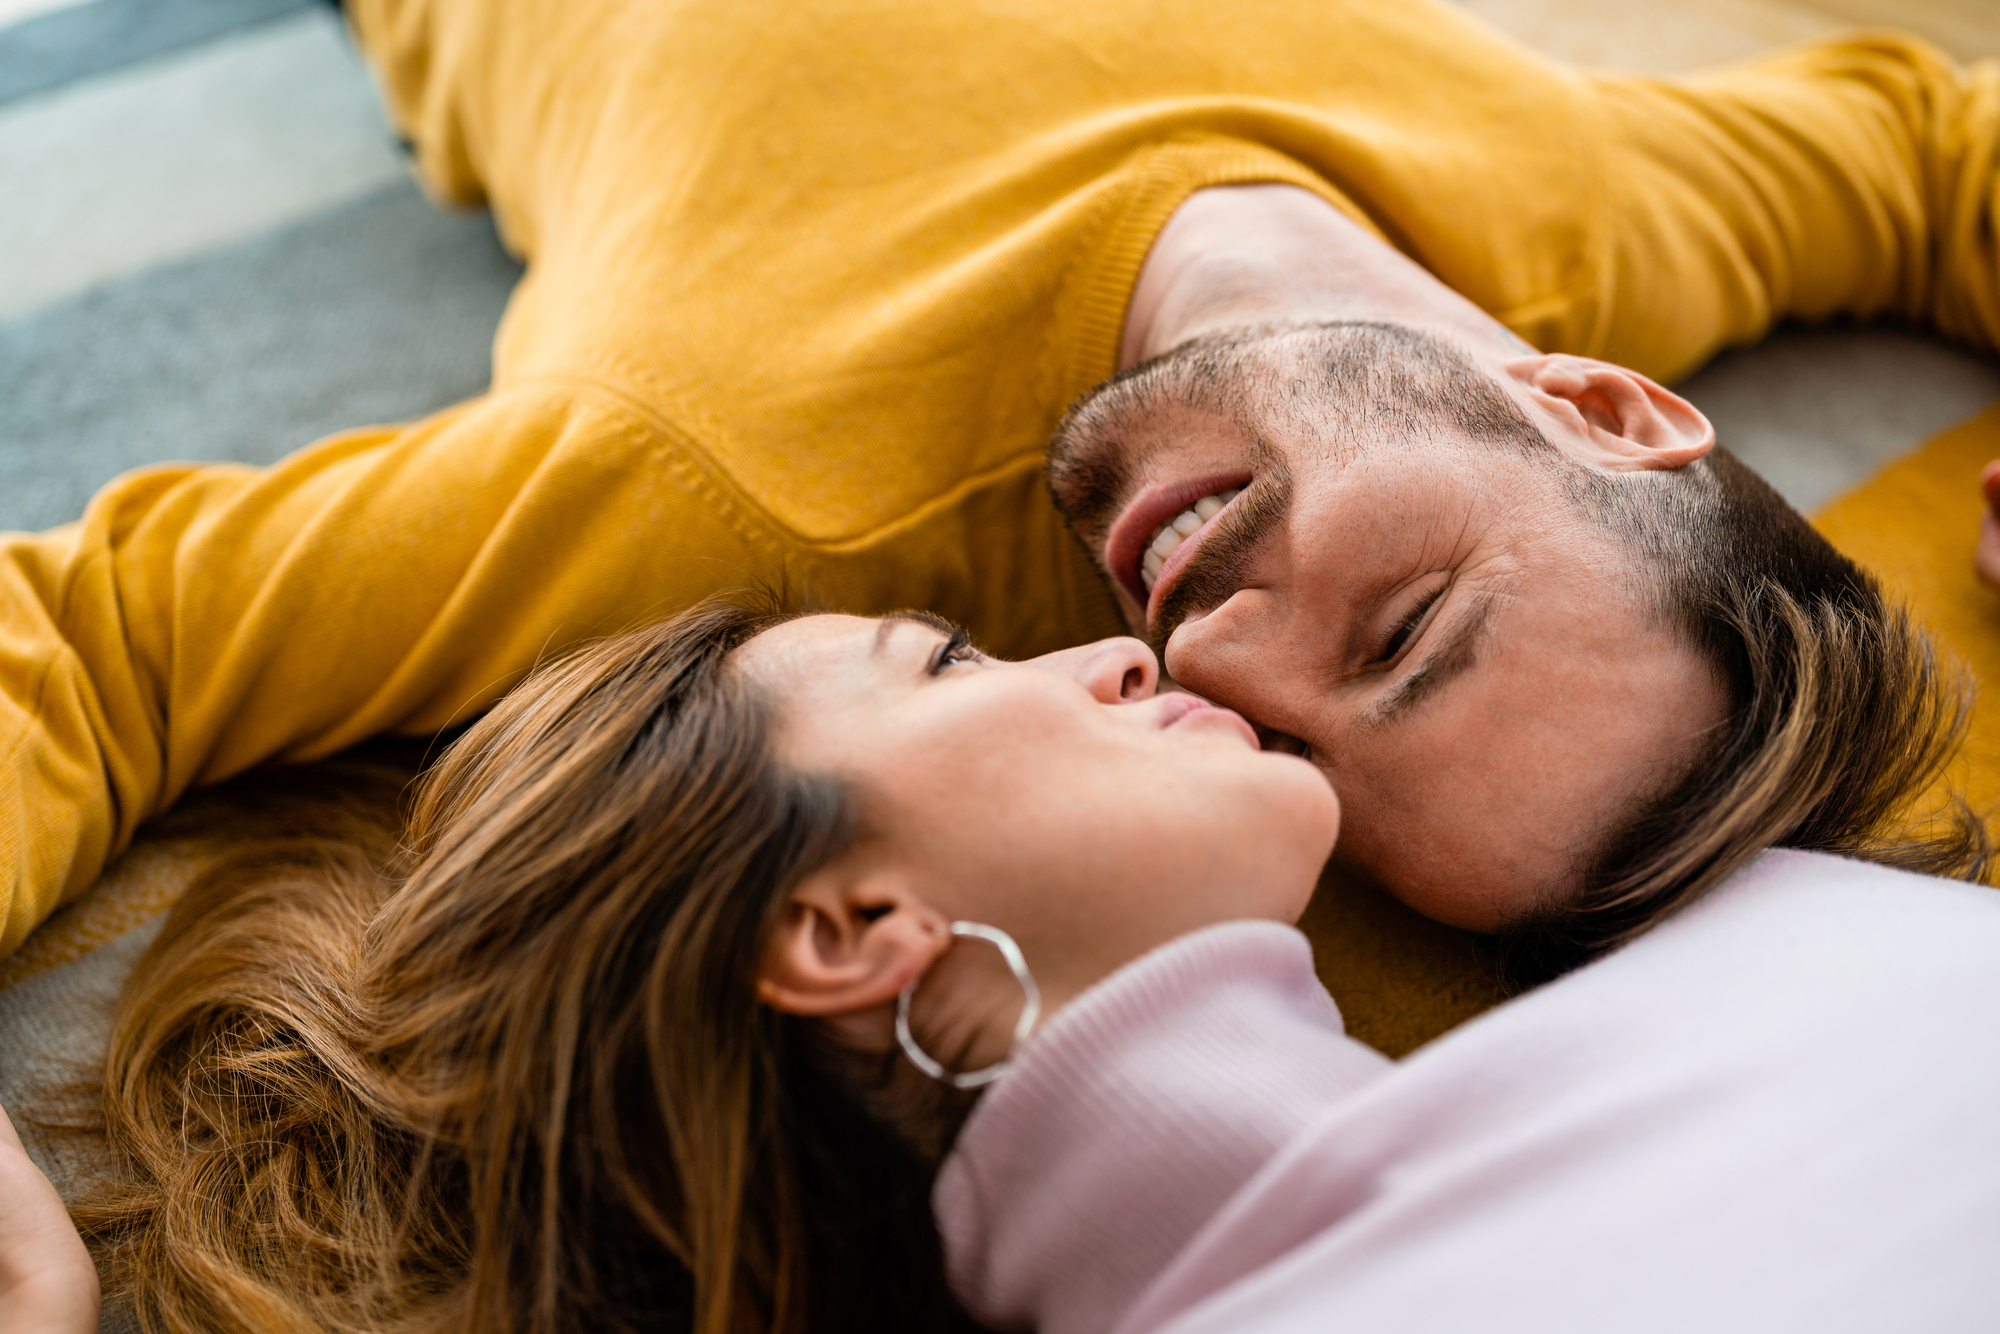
1578,35,2000,382
0,384,780,956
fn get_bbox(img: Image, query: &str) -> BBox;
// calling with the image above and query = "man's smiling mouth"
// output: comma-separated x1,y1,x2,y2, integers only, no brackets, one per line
1102,472,1252,618
1140,487,1241,592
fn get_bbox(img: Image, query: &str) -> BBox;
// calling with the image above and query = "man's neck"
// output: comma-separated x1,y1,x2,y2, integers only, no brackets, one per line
1121,183,1530,370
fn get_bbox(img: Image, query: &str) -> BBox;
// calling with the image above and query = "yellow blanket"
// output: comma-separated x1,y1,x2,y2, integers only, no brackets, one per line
1816,402,2000,833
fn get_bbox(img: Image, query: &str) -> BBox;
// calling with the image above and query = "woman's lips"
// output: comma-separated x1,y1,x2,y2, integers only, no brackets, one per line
1155,692,1260,748
1103,471,1252,616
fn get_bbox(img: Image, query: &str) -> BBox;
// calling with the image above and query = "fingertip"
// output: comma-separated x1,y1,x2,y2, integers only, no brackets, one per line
1976,511,2000,589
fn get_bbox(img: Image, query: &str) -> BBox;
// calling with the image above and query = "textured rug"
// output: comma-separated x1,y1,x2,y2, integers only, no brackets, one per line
0,1,521,532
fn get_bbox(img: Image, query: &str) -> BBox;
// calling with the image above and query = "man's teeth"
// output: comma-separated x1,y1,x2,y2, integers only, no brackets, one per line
1140,488,1242,592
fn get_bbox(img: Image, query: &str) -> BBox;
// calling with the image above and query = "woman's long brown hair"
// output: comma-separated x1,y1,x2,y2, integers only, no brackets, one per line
77,603,973,1334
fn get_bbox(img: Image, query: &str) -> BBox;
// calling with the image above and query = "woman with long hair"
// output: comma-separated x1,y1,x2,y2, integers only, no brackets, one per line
12,601,1338,1334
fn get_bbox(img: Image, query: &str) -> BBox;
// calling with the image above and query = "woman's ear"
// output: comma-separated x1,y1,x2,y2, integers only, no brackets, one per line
1503,353,1714,471
755,855,949,1018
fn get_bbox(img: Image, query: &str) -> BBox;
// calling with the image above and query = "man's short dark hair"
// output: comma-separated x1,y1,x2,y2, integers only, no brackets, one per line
1501,443,1985,986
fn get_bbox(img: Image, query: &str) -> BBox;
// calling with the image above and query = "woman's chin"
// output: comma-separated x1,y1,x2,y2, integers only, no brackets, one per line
1271,762,1342,871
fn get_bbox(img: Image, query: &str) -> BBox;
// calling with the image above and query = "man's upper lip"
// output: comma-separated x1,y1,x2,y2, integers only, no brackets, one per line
1103,470,1252,618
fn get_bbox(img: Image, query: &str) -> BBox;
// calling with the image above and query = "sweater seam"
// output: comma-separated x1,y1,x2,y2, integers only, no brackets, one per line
516,372,1055,558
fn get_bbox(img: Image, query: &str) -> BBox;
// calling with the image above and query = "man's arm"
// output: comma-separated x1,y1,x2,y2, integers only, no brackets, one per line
1586,33,2000,382
1,383,777,956
1537,33,2000,581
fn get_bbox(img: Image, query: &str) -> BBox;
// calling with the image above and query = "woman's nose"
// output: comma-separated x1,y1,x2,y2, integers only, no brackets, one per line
1024,637,1158,702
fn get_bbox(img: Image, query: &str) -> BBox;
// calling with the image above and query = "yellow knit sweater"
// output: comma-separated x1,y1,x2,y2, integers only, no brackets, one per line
2,0,1995,955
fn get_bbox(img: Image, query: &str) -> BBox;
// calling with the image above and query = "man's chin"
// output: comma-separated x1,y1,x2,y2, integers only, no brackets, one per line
1333,847,1511,935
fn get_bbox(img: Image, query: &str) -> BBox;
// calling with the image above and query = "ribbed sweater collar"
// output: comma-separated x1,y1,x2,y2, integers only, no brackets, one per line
932,921,1392,1334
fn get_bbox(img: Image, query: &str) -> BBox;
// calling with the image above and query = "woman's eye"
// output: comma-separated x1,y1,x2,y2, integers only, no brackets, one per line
928,630,983,675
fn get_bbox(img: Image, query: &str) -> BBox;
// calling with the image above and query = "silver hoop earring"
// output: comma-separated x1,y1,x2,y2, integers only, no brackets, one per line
895,922,1040,1090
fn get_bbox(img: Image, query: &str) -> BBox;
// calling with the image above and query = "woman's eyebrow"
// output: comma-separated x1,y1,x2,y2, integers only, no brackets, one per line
871,609,959,656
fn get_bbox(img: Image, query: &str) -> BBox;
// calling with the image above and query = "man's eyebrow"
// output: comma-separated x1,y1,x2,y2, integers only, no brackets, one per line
1360,593,1496,728
872,609,958,657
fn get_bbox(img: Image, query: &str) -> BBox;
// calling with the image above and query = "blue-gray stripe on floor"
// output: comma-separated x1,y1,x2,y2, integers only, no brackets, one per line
0,178,521,534
0,0,315,105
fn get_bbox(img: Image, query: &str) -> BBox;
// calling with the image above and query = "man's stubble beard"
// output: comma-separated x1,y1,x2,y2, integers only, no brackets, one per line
1045,414,1136,555
1147,458,1293,656
1045,393,1299,653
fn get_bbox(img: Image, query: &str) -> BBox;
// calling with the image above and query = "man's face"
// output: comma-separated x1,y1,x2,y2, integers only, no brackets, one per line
1051,379,1728,930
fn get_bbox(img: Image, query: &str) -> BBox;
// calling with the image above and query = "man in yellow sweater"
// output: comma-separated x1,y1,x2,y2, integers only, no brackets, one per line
1,0,1995,960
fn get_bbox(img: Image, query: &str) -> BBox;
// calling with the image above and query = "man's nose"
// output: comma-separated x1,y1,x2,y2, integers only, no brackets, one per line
1162,591,1302,731
1025,637,1158,702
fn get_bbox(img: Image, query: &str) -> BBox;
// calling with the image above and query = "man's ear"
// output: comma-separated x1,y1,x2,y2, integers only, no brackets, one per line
755,855,949,1018
1504,353,1713,472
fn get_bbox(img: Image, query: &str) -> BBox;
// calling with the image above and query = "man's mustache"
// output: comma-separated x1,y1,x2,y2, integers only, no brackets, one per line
1149,468,1292,654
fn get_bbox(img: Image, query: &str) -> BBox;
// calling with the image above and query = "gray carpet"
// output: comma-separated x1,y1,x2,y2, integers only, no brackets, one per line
0,0,311,104
1681,324,2000,513
0,180,520,531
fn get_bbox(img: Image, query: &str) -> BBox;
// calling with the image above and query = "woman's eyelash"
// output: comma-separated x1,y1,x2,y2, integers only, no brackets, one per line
928,627,981,675
1380,587,1445,662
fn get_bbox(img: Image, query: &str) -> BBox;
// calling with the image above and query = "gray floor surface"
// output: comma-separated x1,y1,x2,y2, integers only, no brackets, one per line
1,179,520,532
0,0,311,105
1681,325,2000,513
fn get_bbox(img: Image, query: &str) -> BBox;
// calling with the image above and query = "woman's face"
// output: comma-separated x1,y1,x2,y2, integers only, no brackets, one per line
737,614,1339,1009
